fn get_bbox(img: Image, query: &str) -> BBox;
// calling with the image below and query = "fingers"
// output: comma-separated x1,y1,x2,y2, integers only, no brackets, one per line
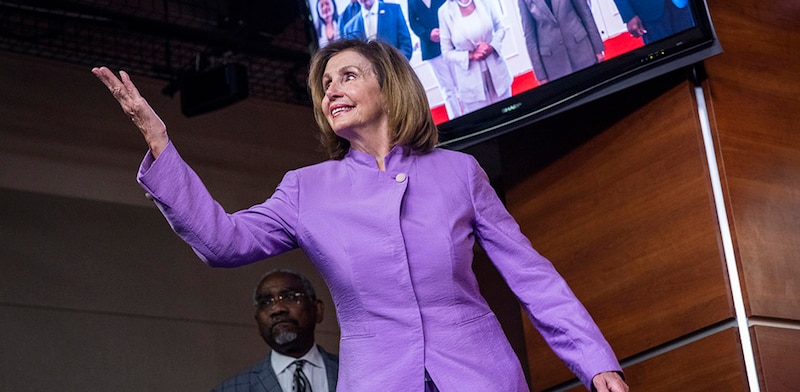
92,67,142,116
91,66,169,156
115,70,134,100
633,20,646,37
91,67,160,127
592,372,629,392
627,17,646,38
92,66,120,92
92,67,139,101
94,69,126,106
118,70,145,103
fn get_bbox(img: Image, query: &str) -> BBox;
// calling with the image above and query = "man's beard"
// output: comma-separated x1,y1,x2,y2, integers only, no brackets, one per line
274,331,298,345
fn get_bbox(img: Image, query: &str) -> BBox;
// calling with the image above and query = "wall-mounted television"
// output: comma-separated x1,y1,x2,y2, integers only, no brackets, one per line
300,0,721,150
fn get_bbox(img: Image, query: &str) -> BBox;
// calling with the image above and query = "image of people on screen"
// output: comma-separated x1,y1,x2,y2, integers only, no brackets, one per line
518,0,606,84
340,0,414,60
306,0,696,123
338,0,361,39
613,0,694,44
317,0,341,47
408,0,463,118
439,0,513,115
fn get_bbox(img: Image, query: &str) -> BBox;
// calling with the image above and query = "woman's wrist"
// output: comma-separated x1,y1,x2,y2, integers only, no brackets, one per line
146,133,169,158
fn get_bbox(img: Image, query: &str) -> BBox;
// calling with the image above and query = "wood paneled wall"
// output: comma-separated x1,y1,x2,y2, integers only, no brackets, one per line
498,70,744,390
705,0,800,389
703,0,800,322
493,0,800,389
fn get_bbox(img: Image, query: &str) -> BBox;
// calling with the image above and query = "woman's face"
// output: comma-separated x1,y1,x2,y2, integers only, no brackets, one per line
320,49,387,141
318,0,333,20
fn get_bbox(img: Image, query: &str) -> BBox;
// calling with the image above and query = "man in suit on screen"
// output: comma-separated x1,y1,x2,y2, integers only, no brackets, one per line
613,0,694,44
341,0,413,60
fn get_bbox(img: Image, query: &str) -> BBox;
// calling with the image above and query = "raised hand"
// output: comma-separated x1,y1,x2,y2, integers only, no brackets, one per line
92,67,169,158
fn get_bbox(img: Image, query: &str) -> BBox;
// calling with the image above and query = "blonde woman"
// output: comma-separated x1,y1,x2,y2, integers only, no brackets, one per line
92,39,628,392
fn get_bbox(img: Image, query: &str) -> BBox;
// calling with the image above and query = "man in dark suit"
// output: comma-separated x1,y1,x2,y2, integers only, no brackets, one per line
212,270,338,392
341,0,413,60
613,0,694,44
338,0,362,38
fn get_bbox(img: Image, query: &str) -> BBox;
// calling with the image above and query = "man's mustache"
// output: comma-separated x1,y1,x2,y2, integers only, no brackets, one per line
269,317,299,330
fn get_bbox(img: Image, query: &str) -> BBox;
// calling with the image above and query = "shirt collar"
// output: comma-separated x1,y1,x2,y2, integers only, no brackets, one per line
345,145,415,171
361,2,377,17
270,345,324,375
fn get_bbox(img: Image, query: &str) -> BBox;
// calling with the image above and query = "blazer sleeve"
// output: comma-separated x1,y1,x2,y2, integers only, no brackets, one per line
518,0,547,79
485,0,505,54
572,0,606,54
388,3,413,59
408,0,431,43
438,4,470,69
137,142,299,267
465,155,622,389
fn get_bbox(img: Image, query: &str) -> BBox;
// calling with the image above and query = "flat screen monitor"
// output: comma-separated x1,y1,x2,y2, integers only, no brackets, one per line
301,0,721,150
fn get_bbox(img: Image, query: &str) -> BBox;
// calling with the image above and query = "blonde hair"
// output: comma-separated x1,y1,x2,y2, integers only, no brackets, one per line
307,39,439,159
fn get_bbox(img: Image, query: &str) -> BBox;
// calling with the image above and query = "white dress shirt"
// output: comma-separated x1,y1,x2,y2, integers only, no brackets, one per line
361,4,378,39
271,345,330,392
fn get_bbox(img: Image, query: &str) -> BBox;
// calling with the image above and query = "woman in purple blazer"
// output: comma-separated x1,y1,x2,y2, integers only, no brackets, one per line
92,39,628,392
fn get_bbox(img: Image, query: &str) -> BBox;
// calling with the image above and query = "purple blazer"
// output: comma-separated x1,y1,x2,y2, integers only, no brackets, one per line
138,142,621,391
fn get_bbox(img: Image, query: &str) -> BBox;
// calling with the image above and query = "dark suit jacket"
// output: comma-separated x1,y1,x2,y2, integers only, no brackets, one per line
613,0,666,23
408,0,447,61
211,346,339,392
340,2,413,60
612,0,693,44
338,1,361,38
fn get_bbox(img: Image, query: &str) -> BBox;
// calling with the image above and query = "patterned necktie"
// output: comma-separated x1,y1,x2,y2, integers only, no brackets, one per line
292,360,313,392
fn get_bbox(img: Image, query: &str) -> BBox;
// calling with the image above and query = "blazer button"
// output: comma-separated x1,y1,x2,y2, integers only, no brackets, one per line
395,173,407,183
